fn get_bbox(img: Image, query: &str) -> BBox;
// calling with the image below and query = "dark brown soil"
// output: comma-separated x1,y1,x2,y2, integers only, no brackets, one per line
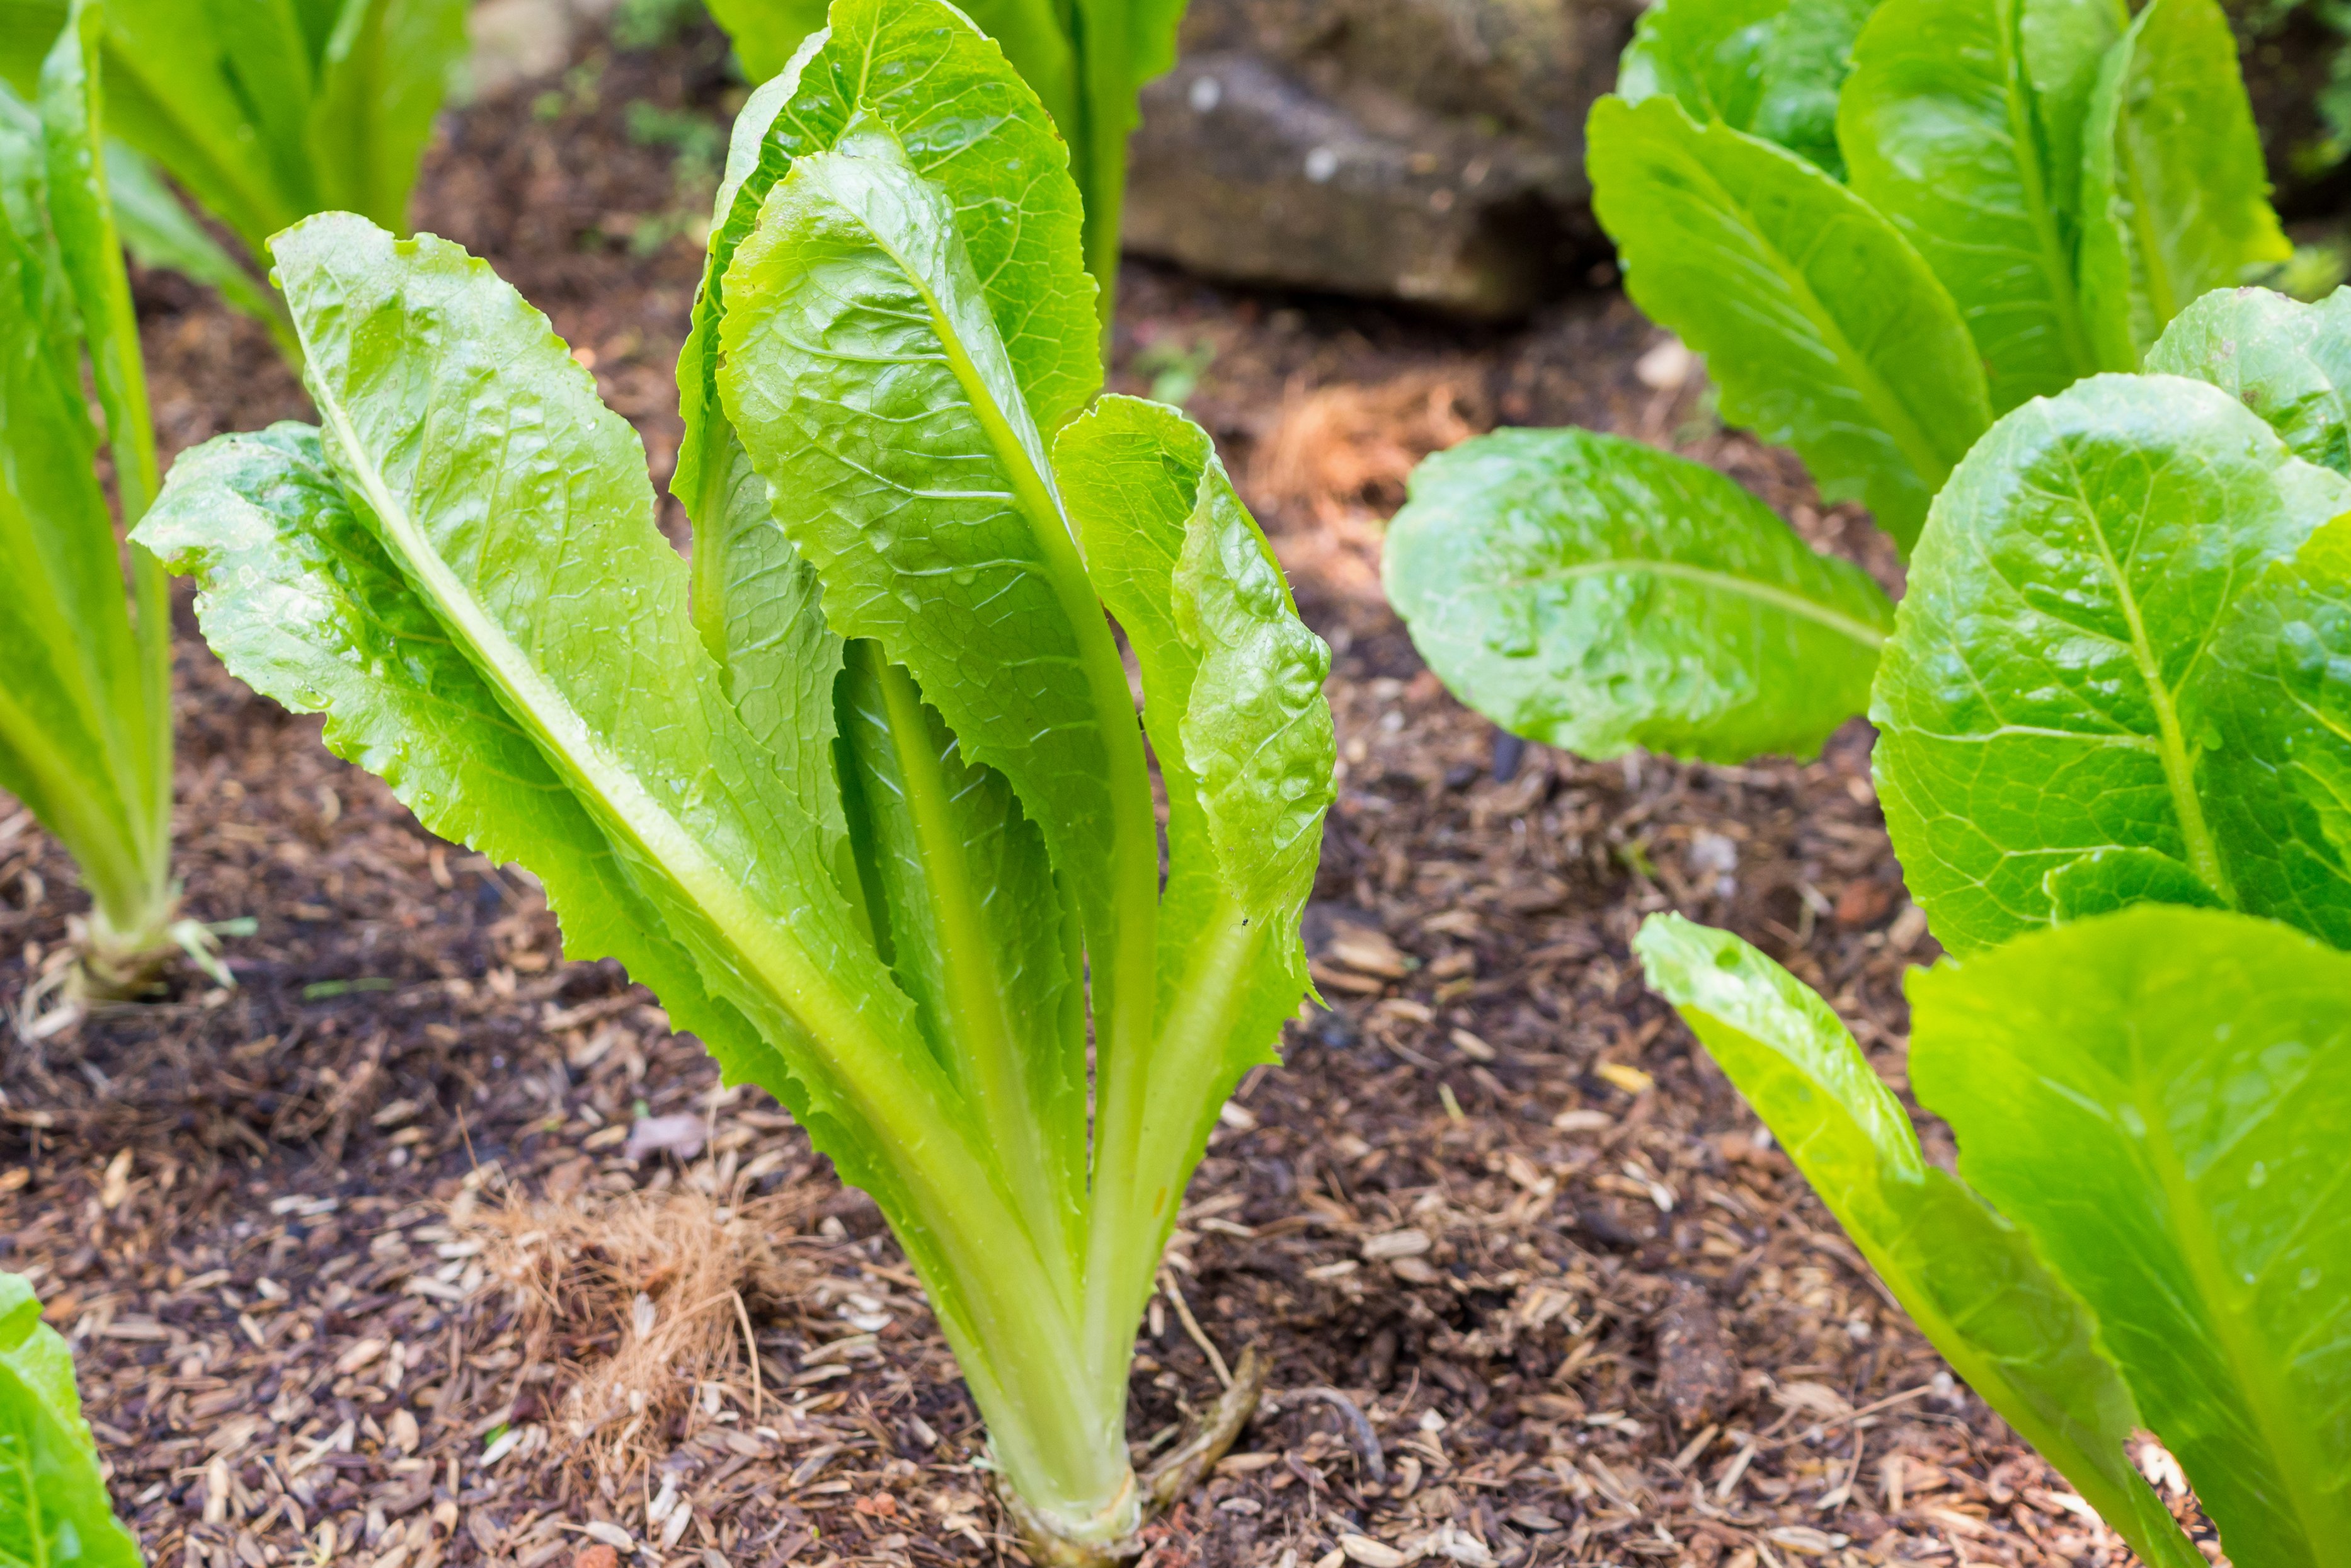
1,15,2214,1568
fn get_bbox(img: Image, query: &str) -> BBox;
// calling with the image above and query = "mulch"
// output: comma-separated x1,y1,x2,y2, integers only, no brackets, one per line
0,13,2219,1568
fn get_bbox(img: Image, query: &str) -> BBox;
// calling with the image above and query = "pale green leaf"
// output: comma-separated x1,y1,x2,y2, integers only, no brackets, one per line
1587,93,1989,550
701,0,1087,290
256,212,927,1128
135,423,780,1087
1051,392,1333,1359
675,0,1097,862
134,218,1101,1441
1382,426,1892,764
307,0,469,232
1617,0,1877,175
1635,915,2203,1568
5,0,459,252
0,57,156,929
0,76,282,339
1838,0,2120,409
38,0,154,514
1872,372,2351,953
2077,0,2289,368
1910,906,2351,1564
59,1,292,250
33,0,171,905
2192,517,2351,950
2148,285,2351,474
716,116,1156,1065
1,1272,145,1568
705,0,1176,323
1055,395,1332,1044
835,639,1085,1282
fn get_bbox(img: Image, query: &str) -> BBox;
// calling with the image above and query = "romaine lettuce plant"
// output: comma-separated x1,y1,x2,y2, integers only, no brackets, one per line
134,1,1333,1556
0,0,467,357
1,1270,146,1568
1632,299,2351,1562
1,1,217,1007
701,0,1188,328
1385,0,2291,765
1639,906,2348,1566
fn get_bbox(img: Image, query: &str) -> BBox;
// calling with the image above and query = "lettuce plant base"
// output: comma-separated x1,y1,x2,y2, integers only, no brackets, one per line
0,17,2222,1567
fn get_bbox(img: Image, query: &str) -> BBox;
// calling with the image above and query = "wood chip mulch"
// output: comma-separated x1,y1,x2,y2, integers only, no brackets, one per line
1,13,2224,1568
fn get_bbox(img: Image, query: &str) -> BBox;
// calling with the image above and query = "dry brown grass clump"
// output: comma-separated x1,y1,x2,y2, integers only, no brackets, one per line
1248,368,1487,604
460,1184,818,1475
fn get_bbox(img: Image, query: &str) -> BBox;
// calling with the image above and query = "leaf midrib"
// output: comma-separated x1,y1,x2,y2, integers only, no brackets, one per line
307,366,911,1124
1670,112,1965,496
1494,556,1889,649
2073,471,2231,902
1996,1,2097,382
871,653,1076,1302
2,1391,50,1568
2125,1026,2347,1552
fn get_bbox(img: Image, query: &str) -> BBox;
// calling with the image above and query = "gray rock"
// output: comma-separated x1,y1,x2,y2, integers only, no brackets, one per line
1124,0,2332,316
1123,0,1637,317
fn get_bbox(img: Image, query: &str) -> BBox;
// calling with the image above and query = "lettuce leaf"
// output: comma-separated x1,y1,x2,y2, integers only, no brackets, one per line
1,1272,146,1568
1635,915,2202,1567
1587,94,1989,551
1910,906,2351,1563
1872,372,2351,951
1382,426,1892,763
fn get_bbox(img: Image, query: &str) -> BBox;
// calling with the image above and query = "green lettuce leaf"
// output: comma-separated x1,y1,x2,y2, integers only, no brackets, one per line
716,114,1160,1090
1051,392,1334,1387
133,219,1105,1411
834,638,1087,1286
1872,372,2351,953
2192,517,2351,950
3,0,463,255
678,0,1098,502
0,79,283,343
137,211,1136,1543
703,0,1176,324
1617,0,1877,176
1381,426,1893,763
671,0,1097,900
306,0,469,232
1,1271,146,1568
1586,93,1990,551
30,0,171,925
136,423,777,1102
2076,0,2289,368
1634,915,2203,1567
1909,905,2351,1564
708,0,1078,159
0,18,167,938
2148,285,2351,474
6,1,287,249
1838,0,2121,409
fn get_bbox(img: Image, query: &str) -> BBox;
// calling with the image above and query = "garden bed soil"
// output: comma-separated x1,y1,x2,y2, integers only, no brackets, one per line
2,17,2217,1568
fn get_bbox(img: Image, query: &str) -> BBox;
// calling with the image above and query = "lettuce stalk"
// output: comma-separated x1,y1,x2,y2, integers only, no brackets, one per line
135,1,1334,1552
